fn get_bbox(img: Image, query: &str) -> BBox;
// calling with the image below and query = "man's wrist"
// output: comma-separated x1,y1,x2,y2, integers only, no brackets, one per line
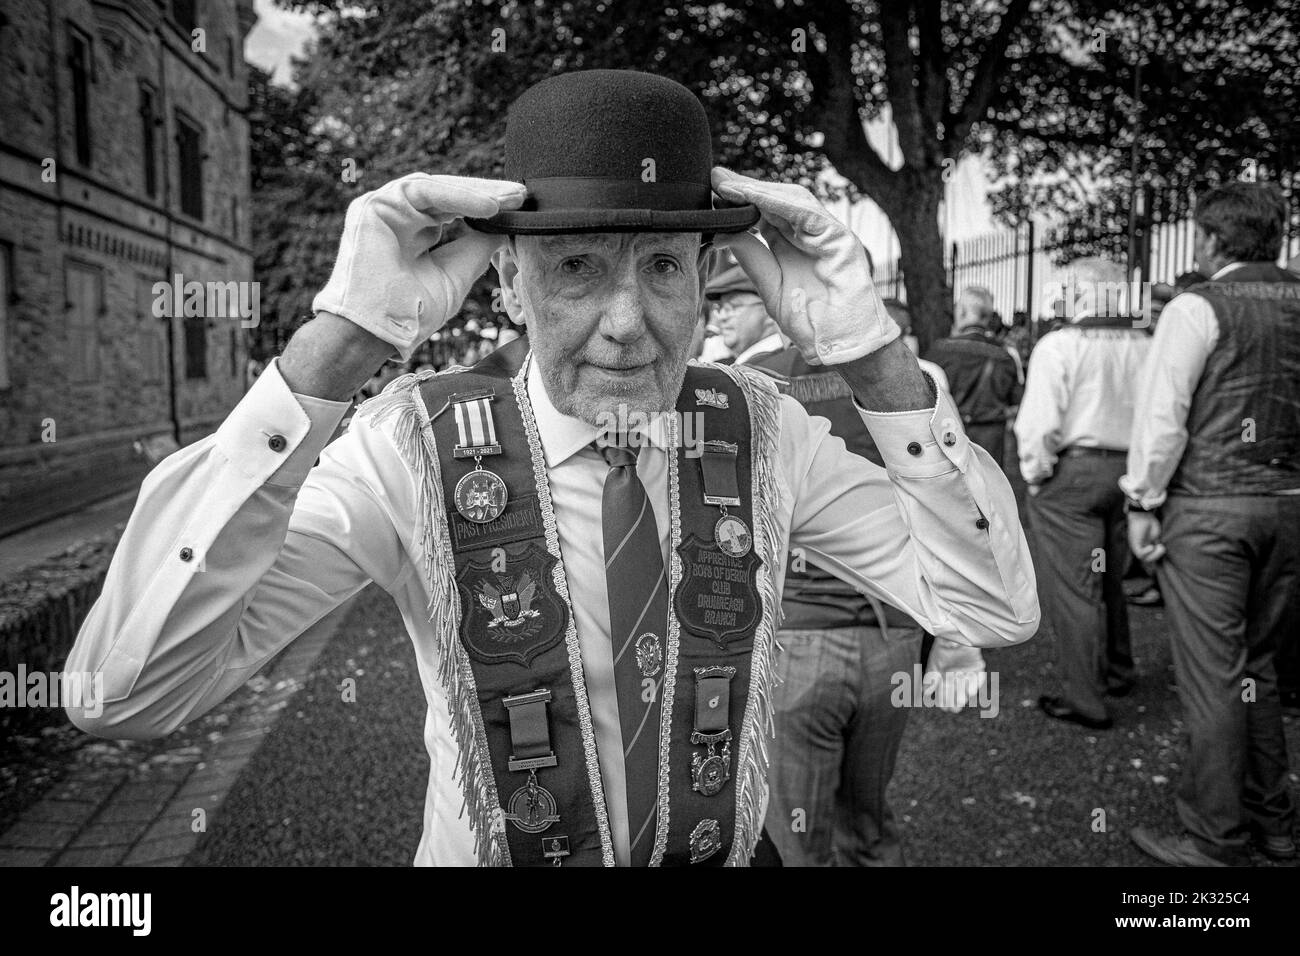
832,338,935,413
278,311,398,402
1123,496,1160,515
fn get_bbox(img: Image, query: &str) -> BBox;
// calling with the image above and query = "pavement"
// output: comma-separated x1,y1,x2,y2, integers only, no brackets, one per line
0,599,353,867
0,490,137,582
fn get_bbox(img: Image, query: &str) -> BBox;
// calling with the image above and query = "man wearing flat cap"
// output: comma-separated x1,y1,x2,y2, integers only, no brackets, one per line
66,70,1038,867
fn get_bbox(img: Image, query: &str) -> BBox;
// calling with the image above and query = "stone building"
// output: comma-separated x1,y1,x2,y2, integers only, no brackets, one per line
0,0,256,536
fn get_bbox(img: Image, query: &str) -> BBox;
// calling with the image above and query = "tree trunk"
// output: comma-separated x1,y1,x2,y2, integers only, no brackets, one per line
884,171,951,355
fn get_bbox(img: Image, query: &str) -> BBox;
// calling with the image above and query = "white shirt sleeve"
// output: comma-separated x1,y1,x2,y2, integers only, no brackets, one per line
782,385,1039,648
1120,294,1219,508
1013,336,1067,485
64,360,415,738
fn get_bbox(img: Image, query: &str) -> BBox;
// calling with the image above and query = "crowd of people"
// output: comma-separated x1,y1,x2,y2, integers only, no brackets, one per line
700,180,1298,867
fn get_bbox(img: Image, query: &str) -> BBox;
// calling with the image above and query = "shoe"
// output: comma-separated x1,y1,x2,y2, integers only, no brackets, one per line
1038,695,1113,730
1126,585,1163,607
1252,833,1297,861
1129,827,1239,867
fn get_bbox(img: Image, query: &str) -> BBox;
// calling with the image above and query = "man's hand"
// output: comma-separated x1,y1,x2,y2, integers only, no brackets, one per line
710,167,899,367
1127,511,1166,563
923,638,988,714
1027,483,1042,497
313,173,526,361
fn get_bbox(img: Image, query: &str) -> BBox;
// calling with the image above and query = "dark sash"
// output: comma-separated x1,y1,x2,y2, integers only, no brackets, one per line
418,341,764,866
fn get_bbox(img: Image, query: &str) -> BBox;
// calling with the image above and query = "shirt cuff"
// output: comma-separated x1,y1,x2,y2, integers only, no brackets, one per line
215,358,351,488
854,374,970,478
1118,474,1166,510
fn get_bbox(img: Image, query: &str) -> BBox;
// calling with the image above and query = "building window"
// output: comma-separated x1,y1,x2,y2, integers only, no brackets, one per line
140,82,158,199
184,316,207,380
66,260,103,381
171,0,197,35
67,25,93,168
175,112,204,220
0,243,12,389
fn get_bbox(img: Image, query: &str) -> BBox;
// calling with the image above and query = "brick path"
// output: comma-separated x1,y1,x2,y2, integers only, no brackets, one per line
0,599,353,867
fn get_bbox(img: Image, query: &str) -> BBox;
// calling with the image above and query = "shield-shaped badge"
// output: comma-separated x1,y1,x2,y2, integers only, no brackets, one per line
457,542,568,666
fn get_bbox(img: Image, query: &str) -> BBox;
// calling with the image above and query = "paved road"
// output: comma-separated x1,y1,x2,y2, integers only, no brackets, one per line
191,583,1299,866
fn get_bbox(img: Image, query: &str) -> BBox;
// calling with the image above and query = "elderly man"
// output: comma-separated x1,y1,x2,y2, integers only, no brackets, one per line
1124,182,1299,867
1015,257,1151,731
64,70,1037,867
925,286,1022,470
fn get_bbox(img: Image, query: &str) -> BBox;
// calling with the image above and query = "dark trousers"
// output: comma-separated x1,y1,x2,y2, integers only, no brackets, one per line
1158,494,1299,859
1027,452,1134,722
765,624,922,866
966,422,1007,472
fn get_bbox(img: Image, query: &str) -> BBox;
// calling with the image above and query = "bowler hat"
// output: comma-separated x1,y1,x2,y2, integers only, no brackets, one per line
467,70,759,235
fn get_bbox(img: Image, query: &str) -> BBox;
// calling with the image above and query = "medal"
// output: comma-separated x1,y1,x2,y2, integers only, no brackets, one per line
700,440,751,556
635,632,663,678
502,690,562,836
689,818,723,863
713,514,752,557
689,666,735,797
454,469,508,524
451,389,508,524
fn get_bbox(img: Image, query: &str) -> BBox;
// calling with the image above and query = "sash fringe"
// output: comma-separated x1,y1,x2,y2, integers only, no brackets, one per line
713,363,784,866
357,370,509,867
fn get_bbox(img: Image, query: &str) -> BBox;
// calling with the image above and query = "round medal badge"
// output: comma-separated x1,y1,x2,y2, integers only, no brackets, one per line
713,514,752,557
454,469,508,524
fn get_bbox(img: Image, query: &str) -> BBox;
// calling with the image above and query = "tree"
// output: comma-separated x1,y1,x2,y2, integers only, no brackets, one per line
261,0,1300,351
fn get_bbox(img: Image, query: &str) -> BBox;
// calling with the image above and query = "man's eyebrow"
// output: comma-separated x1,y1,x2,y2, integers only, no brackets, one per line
535,234,618,254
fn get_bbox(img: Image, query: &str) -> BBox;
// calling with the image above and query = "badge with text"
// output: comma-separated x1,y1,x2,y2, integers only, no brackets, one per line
700,440,752,557
690,665,735,797
674,534,761,645
457,542,568,666
452,389,508,524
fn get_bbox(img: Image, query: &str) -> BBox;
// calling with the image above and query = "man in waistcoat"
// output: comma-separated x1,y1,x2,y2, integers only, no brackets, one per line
727,267,988,866
64,70,1037,866
1124,182,1300,866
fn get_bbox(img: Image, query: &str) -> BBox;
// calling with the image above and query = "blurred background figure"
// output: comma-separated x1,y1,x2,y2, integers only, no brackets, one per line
924,286,1022,471
882,298,951,397
1015,256,1152,731
1124,182,1300,867
704,251,785,366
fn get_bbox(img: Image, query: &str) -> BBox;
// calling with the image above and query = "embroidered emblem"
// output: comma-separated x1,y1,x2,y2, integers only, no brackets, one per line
694,387,729,409
635,632,663,678
689,818,723,863
457,542,567,666
674,533,762,645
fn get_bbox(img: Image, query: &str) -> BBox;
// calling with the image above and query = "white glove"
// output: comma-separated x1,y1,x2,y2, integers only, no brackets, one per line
312,173,526,360
923,638,988,714
710,167,899,366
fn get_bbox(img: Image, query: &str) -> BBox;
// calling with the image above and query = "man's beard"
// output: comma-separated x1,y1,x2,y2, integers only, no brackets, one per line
537,347,692,426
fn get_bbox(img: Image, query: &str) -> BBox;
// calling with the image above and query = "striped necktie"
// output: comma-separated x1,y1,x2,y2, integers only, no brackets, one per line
596,435,667,866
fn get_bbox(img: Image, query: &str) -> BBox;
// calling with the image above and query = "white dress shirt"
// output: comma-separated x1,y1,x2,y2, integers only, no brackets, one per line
1014,317,1152,485
731,331,786,366
1120,263,1300,508
65,351,1038,865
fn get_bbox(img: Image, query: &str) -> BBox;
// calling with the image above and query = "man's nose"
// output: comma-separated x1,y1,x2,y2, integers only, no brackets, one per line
599,273,648,343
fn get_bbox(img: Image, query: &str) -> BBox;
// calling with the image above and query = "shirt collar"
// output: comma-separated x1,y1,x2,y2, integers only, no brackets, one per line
525,353,671,468
732,331,786,366
1210,262,1249,280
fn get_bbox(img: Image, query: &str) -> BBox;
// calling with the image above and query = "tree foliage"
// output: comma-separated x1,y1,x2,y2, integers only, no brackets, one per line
254,0,1300,351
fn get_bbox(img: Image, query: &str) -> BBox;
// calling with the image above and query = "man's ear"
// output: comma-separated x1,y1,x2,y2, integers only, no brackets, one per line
490,239,527,327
